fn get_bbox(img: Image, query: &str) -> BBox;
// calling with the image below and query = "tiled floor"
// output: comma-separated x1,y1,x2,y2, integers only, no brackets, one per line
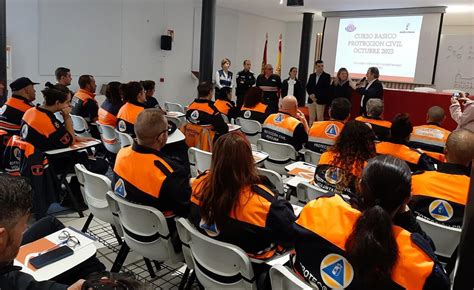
56,209,198,289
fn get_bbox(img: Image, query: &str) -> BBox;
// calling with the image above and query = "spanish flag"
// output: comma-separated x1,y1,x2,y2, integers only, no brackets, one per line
261,33,268,74
275,33,282,76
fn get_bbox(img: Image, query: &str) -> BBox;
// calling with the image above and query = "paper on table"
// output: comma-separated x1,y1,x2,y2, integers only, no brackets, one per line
252,151,268,163
228,124,241,132
70,140,101,149
167,111,185,118
286,176,313,188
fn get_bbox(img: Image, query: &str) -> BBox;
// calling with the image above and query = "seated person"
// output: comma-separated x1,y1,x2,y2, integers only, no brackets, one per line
141,80,161,109
214,87,239,121
262,95,308,151
239,87,270,124
71,75,98,123
409,106,451,153
98,81,123,127
0,77,37,137
0,174,105,289
113,109,191,234
411,129,473,227
355,98,391,141
376,113,436,171
116,82,147,137
190,132,295,284
184,82,228,151
314,121,375,198
306,97,351,153
292,155,450,289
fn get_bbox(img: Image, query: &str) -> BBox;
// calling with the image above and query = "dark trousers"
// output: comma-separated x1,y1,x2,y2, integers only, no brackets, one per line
236,94,245,110
263,94,279,114
21,216,105,285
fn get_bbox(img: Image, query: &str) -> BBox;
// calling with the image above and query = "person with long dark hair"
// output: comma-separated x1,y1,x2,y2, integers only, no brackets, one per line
314,121,376,197
98,81,123,127
214,87,239,121
116,81,147,137
293,155,450,289
239,87,270,124
190,132,296,286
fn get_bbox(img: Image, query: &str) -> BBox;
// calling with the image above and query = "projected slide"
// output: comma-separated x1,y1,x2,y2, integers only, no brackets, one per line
334,16,423,82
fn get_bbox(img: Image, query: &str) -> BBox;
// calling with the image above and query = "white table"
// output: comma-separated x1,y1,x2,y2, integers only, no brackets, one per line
252,150,269,164
167,129,185,144
285,161,317,188
228,124,241,132
15,227,96,281
44,139,102,155
166,111,185,118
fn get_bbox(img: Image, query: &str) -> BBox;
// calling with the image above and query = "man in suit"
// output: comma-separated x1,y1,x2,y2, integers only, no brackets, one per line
306,60,331,124
355,67,383,115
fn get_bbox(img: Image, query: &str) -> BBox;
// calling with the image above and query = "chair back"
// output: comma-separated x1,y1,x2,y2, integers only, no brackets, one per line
176,218,256,289
166,115,184,129
107,192,182,263
269,265,312,290
70,114,92,137
98,123,121,154
296,182,331,204
221,114,229,124
106,191,124,240
257,139,297,175
235,118,262,146
413,87,437,93
257,168,285,196
115,130,134,148
164,102,185,113
416,216,461,258
303,150,321,165
188,147,212,177
54,112,64,123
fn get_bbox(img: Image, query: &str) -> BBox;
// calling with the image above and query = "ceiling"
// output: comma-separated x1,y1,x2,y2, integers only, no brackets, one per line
217,0,474,25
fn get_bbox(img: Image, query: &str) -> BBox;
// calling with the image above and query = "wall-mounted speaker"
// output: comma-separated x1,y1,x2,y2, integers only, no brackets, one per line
287,0,304,6
161,35,172,50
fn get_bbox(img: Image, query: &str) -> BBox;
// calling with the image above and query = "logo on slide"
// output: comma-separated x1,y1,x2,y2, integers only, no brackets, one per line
405,23,411,30
320,254,354,288
345,24,356,32
429,199,453,222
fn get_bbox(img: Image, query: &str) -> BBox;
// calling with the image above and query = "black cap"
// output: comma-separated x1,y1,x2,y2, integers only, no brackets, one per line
9,77,39,91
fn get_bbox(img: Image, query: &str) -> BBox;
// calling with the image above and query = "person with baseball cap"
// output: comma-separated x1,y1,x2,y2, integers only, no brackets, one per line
0,77,38,137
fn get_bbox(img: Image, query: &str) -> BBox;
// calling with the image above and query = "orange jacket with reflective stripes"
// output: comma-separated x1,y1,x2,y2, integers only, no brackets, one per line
240,102,269,124
306,120,344,154
355,116,391,141
116,102,146,137
293,194,436,290
409,124,450,153
262,112,307,150
0,95,34,135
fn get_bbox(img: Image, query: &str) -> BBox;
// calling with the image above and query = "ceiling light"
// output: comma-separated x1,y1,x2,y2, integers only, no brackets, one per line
279,0,284,4
446,5,474,13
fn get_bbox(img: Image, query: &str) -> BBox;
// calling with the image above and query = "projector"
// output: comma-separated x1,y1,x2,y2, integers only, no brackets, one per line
287,0,304,6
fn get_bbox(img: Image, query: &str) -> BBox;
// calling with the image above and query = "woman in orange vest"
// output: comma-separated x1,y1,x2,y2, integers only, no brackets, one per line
239,87,270,124
190,132,296,288
116,82,147,137
98,81,123,127
314,121,375,198
214,87,238,121
293,155,450,289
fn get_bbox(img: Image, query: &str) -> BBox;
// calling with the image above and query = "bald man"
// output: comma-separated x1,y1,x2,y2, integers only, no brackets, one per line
113,108,191,234
262,95,308,151
410,129,474,227
256,64,282,114
409,106,451,153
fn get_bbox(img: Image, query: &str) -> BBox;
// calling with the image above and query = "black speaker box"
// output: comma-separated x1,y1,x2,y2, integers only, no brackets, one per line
161,35,172,50
287,0,304,6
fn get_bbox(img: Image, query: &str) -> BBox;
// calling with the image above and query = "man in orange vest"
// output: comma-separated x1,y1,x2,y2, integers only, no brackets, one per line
411,129,473,227
306,97,351,154
262,95,308,151
409,106,451,153
355,98,391,141
71,75,98,123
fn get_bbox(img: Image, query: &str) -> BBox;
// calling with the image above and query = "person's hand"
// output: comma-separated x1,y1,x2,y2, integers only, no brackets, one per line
75,136,96,143
296,110,308,124
61,107,72,117
68,279,85,290
451,96,460,105
309,94,316,102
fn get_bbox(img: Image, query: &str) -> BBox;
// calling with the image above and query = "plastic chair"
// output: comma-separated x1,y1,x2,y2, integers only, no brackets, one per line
70,114,92,137
269,264,312,290
257,167,285,197
413,87,437,93
54,112,64,123
98,123,121,154
176,218,257,289
416,216,462,258
164,102,185,114
115,130,133,148
236,118,262,146
107,192,183,274
296,182,331,204
221,114,229,124
257,139,298,176
303,150,321,165
188,147,212,177
166,115,185,129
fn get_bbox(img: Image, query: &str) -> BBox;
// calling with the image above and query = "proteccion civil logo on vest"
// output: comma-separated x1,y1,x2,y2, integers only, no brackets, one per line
20,124,28,139
274,113,283,123
320,254,354,288
0,105,6,115
118,120,127,132
325,124,339,138
429,199,454,222
190,110,200,120
200,219,220,237
243,110,252,119
114,178,127,198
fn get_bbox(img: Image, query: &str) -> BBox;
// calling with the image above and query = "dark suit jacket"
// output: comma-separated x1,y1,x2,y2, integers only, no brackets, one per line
282,78,305,107
306,72,332,105
356,79,384,115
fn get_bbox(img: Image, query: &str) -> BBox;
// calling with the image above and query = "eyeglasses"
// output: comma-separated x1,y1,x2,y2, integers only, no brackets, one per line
58,230,81,248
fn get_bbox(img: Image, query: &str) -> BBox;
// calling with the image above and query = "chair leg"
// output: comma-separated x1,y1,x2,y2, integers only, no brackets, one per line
184,271,196,290
81,213,94,233
110,242,130,272
143,257,156,278
153,260,162,271
111,224,123,245
61,176,84,217
179,267,191,290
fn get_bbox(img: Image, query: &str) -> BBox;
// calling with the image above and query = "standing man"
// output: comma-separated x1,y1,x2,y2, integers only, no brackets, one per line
354,66,384,116
256,64,281,114
306,60,331,123
235,60,256,109
71,75,98,123
55,67,72,87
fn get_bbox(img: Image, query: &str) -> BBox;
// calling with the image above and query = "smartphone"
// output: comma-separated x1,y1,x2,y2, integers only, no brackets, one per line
29,246,74,269
453,92,460,99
